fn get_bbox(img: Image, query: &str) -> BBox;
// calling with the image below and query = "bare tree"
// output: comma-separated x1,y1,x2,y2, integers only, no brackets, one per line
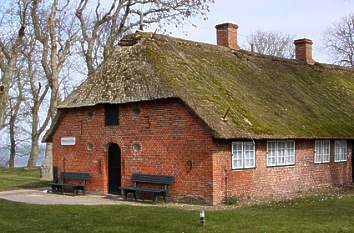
0,0,28,130
30,0,77,119
7,64,25,168
30,0,77,177
75,0,214,74
324,14,354,67
22,38,51,169
248,31,295,59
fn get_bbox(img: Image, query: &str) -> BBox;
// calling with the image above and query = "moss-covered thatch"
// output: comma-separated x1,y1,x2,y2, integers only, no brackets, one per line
46,32,354,140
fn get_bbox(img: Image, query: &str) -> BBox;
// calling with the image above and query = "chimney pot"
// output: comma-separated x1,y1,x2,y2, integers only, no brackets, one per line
294,38,315,65
215,23,240,50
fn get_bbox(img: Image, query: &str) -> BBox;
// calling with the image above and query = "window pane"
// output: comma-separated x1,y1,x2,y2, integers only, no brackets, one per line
232,142,243,169
232,142,242,154
335,140,347,162
322,140,330,162
277,141,285,165
286,141,295,165
244,142,255,168
267,141,277,166
314,140,321,163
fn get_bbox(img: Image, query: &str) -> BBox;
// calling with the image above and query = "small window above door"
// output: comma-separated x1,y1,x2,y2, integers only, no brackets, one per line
105,104,119,126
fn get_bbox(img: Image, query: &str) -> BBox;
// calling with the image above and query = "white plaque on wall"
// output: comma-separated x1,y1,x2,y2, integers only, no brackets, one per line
61,137,76,146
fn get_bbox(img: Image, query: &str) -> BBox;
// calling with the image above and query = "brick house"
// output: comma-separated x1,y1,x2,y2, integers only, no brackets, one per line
43,23,354,205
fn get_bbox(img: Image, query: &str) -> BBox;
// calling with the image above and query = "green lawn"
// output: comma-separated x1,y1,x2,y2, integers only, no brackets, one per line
0,168,49,191
0,169,353,233
0,196,354,233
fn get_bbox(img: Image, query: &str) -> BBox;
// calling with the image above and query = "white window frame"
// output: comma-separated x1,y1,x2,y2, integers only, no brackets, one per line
232,141,256,170
314,140,330,164
267,140,296,167
334,140,347,162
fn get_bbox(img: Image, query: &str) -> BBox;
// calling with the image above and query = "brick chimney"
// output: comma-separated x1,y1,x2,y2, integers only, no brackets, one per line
294,38,315,65
215,23,240,50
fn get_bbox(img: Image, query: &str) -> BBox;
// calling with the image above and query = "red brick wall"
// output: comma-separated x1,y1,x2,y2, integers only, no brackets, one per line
51,98,353,205
52,99,214,203
212,140,352,204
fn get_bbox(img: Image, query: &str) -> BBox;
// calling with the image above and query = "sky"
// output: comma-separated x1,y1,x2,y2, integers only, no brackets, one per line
164,0,354,63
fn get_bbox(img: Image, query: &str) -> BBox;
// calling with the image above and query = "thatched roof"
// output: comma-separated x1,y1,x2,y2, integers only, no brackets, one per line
44,32,354,141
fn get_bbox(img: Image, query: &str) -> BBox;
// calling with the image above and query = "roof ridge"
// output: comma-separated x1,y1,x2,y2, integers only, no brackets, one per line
122,32,354,73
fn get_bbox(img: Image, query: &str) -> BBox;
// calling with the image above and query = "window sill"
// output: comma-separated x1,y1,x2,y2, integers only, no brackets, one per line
334,160,347,163
266,164,295,168
231,167,256,171
314,161,330,164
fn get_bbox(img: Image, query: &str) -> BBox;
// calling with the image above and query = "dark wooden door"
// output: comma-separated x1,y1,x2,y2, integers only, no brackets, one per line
108,144,121,194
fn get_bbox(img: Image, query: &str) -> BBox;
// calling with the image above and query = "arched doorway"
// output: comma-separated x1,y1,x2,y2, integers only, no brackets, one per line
108,143,121,194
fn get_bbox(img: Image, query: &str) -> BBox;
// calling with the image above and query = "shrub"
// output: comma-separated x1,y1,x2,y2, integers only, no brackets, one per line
227,196,238,205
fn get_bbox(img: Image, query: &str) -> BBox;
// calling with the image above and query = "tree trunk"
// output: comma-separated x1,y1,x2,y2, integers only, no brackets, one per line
39,75,59,179
48,73,60,119
8,117,16,168
6,65,23,168
40,142,53,180
27,101,39,169
0,88,6,129
0,68,14,129
27,136,39,168
0,102,5,130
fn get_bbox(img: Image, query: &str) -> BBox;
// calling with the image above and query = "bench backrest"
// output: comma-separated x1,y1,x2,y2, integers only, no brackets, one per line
62,172,90,181
132,174,174,185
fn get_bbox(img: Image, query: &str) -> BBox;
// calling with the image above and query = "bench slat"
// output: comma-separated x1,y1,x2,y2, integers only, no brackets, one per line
124,186,164,193
62,172,90,180
131,174,174,184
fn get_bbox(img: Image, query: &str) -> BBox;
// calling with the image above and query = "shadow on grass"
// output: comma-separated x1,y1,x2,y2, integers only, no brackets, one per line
0,168,50,191
15,181,50,190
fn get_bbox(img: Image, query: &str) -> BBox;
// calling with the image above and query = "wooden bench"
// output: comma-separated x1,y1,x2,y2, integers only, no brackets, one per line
123,174,174,203
50,172,90,195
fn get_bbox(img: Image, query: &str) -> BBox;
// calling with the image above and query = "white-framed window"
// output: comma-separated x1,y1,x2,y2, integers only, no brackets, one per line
232,141,256,169
267,140,295,167
314,140,330,164
334,140,347,162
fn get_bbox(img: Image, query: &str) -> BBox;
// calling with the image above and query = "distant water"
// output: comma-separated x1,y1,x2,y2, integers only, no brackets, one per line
14,155,44,167
0,144,45,168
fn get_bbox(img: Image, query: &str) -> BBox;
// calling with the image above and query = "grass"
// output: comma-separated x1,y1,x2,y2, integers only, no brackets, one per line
0,195,354,233
0,168,49,191
0,168,354,232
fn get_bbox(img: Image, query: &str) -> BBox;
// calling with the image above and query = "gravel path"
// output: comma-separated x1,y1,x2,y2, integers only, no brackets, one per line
0,189,235,210
0,189,154,206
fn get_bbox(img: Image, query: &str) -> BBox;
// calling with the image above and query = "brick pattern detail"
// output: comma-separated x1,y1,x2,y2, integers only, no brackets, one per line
52,98,352,205
212,140,352,205
215,23,240,50
294,38,315,65
52,99,214,204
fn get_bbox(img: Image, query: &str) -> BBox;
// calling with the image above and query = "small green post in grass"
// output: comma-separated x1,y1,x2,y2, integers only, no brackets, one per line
199,209,205,227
